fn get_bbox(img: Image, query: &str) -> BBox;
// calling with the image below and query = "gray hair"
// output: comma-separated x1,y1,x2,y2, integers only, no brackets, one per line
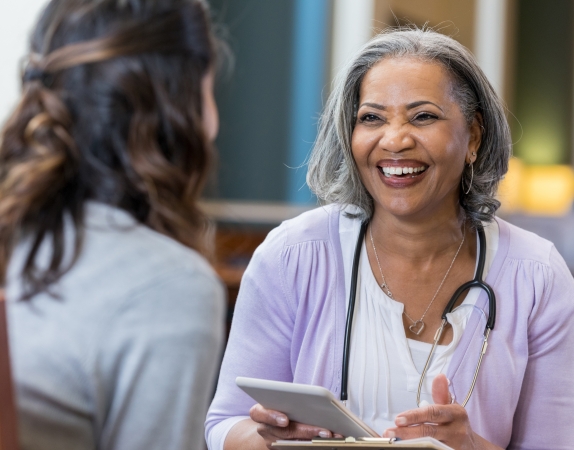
306,28,511,228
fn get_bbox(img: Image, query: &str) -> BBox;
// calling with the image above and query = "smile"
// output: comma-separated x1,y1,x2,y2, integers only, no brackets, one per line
379,165,427,177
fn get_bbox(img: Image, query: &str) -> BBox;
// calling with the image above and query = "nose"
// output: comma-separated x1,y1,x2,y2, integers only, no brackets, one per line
378,122,415,153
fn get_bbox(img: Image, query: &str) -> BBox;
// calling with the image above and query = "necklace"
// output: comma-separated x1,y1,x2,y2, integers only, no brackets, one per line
369,224,466,336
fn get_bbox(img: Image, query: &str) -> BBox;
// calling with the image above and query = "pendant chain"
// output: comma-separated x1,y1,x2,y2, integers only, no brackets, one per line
369,224,466,334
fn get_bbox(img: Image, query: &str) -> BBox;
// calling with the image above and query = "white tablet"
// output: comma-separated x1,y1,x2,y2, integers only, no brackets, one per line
236,377,379,438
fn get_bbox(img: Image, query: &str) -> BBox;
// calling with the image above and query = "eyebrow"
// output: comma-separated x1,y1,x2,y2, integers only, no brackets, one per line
358,100,444,112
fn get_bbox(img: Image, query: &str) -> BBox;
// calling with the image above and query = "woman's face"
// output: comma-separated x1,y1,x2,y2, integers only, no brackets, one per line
351,57,481,222
201,70,219,142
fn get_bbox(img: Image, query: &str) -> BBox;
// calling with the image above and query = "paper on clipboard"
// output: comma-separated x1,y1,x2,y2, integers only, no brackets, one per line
272,436,453,449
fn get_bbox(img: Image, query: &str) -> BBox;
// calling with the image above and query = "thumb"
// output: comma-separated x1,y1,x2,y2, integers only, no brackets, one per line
432,373,451,405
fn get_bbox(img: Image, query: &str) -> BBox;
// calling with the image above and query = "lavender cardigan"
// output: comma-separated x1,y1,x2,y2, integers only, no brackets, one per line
206,205,574,450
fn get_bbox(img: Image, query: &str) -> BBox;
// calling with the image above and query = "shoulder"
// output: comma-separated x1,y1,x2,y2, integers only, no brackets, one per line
83,218,225,341
82,202,219,286
247,204,345,279
495,217,574,317
241,204,346,308
46,202,227,319
496,216,572,288
497,217,555,267
259,204,343,251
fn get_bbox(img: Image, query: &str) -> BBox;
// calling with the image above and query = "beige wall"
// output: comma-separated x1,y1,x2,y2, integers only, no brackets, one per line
372,0,516,107
0,1,49,125
374,0,476,51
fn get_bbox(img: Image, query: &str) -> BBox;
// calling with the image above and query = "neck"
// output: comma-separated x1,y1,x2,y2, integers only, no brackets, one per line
370,206,467,266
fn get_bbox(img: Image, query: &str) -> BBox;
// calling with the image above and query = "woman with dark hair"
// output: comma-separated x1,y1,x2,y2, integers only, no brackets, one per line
0,1,224,449
206,29,574,450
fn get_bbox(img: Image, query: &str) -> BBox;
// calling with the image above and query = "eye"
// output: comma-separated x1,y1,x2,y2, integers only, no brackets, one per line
358,113,382,123
412,112,438,123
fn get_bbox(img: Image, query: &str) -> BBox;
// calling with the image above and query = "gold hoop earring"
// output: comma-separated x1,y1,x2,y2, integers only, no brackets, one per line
462,162,474,195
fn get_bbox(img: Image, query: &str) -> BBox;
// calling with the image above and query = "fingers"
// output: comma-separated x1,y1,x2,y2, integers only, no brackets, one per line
250,403,334,442
383,402,477,449
384,423,440,441
250,403,290,427
257,422,333,440
394,404,466,427
431,373,451,405
383,404,467,439
383,412,470,446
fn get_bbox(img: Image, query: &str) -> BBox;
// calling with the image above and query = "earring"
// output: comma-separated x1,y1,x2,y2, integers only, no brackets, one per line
462,162,474,195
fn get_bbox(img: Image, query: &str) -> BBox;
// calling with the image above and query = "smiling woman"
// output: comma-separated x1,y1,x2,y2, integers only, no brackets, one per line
351,58,482,222
206,28,574,450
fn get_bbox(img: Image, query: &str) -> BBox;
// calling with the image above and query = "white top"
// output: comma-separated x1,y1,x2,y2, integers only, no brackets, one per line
339,212,499,433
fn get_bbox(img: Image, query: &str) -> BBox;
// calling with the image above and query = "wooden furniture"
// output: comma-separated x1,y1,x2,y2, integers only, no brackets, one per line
214,225,271,336
204,200,314,336
0,295,18,450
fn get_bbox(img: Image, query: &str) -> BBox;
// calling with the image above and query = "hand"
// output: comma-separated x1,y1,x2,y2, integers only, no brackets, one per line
382,374,500,450
250,403,342,450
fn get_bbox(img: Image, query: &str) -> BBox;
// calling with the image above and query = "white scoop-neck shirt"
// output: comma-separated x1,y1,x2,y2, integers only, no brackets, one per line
339,212,499,433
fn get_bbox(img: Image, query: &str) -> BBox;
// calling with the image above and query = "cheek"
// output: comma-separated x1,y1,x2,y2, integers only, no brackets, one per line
202,90,219,142
351,128,377,166
420,131,468,172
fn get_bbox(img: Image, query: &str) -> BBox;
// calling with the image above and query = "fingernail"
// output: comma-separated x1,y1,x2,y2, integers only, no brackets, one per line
383,430,395,438
447,377,451,386
419,400,431,408
318,431,331,438
276,416,288,426
395,417,407,426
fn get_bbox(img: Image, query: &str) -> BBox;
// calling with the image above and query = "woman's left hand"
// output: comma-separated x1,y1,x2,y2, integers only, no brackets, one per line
382,374,502,450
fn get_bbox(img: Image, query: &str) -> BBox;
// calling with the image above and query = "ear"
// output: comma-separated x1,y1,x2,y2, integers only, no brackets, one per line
466,113,483,164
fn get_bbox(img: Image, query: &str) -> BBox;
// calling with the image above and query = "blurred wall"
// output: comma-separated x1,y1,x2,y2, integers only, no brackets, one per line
0,1,48,125
207,0,331,205
512,0,574,165
375,0,476,51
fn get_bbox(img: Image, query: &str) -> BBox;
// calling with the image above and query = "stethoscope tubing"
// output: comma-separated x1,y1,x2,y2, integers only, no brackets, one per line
340,221,496,403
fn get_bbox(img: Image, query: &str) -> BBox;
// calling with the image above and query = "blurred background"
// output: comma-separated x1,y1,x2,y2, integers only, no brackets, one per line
2,0,574,319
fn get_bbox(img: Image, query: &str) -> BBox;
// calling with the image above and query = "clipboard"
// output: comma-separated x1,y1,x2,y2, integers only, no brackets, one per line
272,437,453,449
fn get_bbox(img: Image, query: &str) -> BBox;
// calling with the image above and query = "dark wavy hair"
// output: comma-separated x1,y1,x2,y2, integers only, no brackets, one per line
0,0,219,296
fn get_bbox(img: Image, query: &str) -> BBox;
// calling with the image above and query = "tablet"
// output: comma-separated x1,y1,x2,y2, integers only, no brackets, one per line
236,377,379,438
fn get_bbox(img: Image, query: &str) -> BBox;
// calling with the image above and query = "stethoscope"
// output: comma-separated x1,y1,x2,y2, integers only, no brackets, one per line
340,221,496,408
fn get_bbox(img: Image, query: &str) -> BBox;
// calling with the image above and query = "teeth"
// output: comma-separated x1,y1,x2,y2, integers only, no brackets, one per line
381,166,426,176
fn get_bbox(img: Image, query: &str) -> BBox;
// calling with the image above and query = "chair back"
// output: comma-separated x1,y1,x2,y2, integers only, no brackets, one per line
0,294,18,450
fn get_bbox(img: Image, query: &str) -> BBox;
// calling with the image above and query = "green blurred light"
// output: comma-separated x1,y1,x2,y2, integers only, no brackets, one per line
518,124,565,165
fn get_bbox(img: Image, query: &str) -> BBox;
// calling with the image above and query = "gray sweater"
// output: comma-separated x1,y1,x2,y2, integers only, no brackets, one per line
5,202,226,450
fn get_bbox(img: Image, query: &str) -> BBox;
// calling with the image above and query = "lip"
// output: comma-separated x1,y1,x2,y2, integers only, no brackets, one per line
376,159,429,188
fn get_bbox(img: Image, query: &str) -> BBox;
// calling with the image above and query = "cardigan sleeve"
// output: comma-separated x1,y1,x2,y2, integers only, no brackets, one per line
205,209,342,450
508,246,574,450
205,225,298,450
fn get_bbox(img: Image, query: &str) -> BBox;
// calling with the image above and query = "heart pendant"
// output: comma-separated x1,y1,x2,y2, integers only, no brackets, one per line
409,320,425,335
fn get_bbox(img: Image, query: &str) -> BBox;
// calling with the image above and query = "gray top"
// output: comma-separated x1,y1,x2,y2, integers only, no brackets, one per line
5,202,226,450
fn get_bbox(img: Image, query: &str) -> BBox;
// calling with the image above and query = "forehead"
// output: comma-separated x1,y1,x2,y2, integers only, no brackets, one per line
358,57,455,104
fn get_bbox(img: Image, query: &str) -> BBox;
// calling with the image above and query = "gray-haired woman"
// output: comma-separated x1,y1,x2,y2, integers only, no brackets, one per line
206,29,574,450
